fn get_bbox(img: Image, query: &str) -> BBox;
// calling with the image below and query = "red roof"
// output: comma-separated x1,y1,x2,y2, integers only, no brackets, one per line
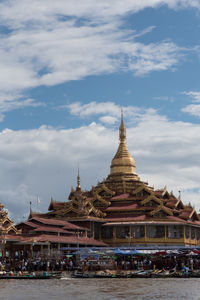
21,221,38,228
50,202,66,209
165,201,177,208
29,217,86,230
62,223,88,230
31,234,106,246
33,226,70,234
105,203,139,211
5,235,21,241
166,216,187,223
30,217,70,226
178,212,191,220
105,215,147,222
111,193,130,200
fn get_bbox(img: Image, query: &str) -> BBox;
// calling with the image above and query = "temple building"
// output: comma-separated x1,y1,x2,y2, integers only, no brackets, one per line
1,115,200,257
0,203,22,258
45,115,200,247
0,203,105,259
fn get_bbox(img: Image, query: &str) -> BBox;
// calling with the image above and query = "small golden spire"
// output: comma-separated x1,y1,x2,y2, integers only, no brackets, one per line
119,108,126,142
76,166,81,190
29,201,33,219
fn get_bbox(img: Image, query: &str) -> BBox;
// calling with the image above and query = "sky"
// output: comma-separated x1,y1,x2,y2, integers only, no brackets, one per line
1,0,200,222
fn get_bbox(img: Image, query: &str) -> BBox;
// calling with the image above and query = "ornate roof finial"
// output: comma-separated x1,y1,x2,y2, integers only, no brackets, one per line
119,108,126,142
29,201,33,219
76,165,81,191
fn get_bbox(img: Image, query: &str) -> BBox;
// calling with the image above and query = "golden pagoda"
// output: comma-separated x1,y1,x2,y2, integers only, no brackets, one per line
46,115,200,247
0,203,21,258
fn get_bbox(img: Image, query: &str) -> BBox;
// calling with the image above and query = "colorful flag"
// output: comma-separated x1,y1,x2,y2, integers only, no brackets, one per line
37,195,40,205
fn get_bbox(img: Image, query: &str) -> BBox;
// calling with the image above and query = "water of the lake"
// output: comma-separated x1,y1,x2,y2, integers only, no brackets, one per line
0,277,200,300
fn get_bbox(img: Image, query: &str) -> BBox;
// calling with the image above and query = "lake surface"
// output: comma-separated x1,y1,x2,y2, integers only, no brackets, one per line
0,278,200,300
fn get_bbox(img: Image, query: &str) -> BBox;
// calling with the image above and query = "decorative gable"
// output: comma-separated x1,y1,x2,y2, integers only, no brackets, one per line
175,197,184,210
149,205,173,217
141,195,162,206
133,184,152,197
189,208,199,221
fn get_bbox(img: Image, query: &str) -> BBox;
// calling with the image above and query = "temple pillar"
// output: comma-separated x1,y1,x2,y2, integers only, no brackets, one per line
164,225,167,240
129,225,132,246
113,226,116,239
47,243,50,256
30,244,33,259
58,243,60,258
144,225,147,241
40,244,43,256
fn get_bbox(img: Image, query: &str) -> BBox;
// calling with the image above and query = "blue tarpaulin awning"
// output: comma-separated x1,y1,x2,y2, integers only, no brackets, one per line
114,248,141,255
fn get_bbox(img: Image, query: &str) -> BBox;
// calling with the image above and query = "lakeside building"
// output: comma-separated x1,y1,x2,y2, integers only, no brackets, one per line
44,116,200,247
1,116,200,258
0,205,105,259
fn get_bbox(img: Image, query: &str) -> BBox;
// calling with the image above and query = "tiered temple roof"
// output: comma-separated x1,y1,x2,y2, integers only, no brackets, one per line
44,115,200,247
10,114,198,248
0,203,21,236
16,216,106,246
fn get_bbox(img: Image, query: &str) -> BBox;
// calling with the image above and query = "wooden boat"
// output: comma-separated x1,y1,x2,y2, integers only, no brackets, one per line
0,273,61,280
72,269,200,279
131,271,152,278
150,270,176,278
73,270,114,278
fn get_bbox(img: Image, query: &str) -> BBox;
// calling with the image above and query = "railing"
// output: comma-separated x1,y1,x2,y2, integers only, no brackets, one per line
102,236,200,246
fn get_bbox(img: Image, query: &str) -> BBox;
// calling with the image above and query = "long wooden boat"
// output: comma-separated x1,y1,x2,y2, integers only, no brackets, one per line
72,270,200,279
0,274,61,280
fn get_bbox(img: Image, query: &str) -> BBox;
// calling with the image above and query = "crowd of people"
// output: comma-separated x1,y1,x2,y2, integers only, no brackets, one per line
0,254,199,273
114,255,198,272
0,257,76,273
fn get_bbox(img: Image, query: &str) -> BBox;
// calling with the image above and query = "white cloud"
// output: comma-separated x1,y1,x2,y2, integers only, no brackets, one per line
154,96,174,102
0,0,191,108
99,116,118,125
0,95,44,122
126,41,181,76
0,1,199,28
182,91,200,117
67,101,143,120
182,104,200,117
1,104,200,221
183,91,200,103
0,98,43,112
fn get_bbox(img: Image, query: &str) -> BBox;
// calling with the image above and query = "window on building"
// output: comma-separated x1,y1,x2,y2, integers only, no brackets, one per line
197,229,200,240
116,226,130,239
146,225,165,238
191,227,195,239
101,226,113,239
185,226,190,239
94,224,100,239
132,225,145,238
167,225,183,239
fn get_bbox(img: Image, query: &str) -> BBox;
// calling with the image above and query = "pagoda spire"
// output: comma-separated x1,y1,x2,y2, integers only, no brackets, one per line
76,166,81,191
109,112,139,180
119,108,126,142
29,201,33,219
